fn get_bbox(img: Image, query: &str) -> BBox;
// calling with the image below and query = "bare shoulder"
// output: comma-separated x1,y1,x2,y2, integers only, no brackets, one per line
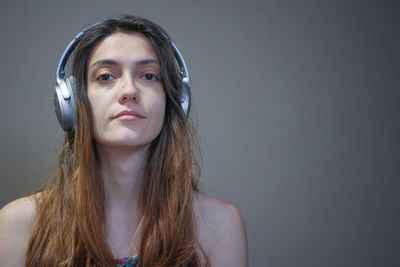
193,192,248,267
0,195,37,266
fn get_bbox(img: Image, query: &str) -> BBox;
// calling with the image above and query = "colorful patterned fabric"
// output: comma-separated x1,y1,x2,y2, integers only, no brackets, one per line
116,255,139,267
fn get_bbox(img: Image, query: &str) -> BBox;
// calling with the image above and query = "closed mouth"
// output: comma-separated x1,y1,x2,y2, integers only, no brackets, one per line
112,110,145,120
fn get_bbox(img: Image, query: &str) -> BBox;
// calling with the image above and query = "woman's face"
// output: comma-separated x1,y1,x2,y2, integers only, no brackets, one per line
87,32,166,150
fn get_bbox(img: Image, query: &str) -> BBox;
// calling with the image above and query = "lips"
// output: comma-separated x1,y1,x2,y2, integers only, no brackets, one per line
112,110,145,120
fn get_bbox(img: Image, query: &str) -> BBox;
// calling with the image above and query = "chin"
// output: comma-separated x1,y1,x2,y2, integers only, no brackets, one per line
96,133,157,150
93,125,162,149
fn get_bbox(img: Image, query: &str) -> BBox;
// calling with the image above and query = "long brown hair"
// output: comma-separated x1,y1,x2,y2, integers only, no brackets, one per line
26,16,205,266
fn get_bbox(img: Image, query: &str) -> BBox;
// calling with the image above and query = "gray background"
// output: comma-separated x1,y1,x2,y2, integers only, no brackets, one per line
0,0,399,266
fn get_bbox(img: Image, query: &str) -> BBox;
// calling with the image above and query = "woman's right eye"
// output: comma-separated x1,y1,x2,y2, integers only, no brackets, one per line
97,73,115,82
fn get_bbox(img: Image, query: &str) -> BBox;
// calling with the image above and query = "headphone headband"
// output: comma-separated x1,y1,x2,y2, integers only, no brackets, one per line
56,24,98,81
54,19,191,131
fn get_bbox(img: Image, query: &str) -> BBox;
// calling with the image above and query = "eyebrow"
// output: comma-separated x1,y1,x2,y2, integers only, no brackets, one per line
89,58,160,71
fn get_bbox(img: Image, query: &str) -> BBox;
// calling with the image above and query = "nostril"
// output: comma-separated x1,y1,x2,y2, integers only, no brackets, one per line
120,94,138,103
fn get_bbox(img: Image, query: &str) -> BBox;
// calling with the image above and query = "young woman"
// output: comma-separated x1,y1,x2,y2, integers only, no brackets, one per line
0,16,248,267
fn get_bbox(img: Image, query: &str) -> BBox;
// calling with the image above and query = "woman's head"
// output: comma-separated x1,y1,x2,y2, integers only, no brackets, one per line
71,16,187,148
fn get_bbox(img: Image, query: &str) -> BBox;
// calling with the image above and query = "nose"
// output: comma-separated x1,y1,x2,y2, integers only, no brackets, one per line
118,74,139,104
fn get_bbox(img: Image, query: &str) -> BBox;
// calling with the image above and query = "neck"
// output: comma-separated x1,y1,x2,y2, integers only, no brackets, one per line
97,144,149,215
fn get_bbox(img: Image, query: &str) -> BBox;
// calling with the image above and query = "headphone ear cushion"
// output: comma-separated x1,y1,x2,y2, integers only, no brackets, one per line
54,76,76,131
181,81,191,116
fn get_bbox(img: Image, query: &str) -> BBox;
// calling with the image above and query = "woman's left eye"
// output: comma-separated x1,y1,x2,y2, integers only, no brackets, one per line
142,73,159,81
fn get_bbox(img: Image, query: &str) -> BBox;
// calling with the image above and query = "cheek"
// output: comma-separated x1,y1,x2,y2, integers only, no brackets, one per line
150,95,166,132
87,95,106,130
88,98,98,122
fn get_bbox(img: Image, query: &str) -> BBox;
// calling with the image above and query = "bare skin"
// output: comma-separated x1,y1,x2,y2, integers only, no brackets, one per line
0,33,248,266
0,196,36,267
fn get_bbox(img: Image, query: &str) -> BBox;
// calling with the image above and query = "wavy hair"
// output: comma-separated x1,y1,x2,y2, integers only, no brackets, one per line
25,16,205,267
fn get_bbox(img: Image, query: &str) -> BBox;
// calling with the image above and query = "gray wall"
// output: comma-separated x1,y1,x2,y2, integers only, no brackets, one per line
0,0,399,266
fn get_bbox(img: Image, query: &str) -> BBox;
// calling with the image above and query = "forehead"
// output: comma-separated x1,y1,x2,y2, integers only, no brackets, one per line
88,32,159,65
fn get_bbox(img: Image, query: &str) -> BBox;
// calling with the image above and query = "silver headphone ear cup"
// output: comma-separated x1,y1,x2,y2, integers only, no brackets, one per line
53,87,66,130
54,76,76,131
181,82,191,116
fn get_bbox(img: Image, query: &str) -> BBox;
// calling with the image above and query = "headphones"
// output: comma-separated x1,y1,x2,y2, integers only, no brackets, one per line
54,19,191,132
